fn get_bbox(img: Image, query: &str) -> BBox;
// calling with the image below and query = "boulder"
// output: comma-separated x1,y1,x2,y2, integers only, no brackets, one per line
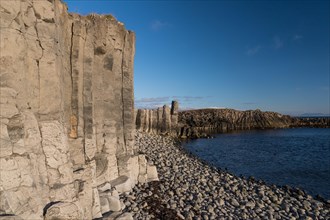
116,212,134,220
147,165,159,181
44,202,82,220
110,176,132,193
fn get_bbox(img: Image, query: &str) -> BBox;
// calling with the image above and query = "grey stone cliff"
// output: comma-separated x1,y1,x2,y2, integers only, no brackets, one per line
0,0,157,219
135,101,180,136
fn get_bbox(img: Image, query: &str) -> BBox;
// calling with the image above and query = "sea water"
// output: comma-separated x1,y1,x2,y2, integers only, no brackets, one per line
183,128,330,199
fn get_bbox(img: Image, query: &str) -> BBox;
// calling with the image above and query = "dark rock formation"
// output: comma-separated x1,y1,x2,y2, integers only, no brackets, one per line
178,109,329,138
136,102,329,139
178,108,296,137
294,117,330,128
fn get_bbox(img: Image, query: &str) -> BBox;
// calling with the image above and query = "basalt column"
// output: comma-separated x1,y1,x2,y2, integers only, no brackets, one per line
135,101,180,135
0,0,156,219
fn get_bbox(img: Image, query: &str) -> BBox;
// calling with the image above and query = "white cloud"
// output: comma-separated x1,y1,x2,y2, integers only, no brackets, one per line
179,106,196,111
242,102,258,105
135,97,170,109
135,97,170,103
135,96,211,109
246,45,261,56
205,106,225,109
150,20,171,31
273,36,283,49
293,34,303,41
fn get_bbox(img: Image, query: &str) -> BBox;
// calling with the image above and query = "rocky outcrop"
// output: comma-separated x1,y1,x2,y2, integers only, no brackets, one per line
179,109,330,137
136,103,298,138
136,102,329,139
0,0,156,219
294,117,330,128
178,108,297,137
135,103,306,138
135,101,180,136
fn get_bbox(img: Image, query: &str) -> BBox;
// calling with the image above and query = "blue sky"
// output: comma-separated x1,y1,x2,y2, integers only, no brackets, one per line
66,0,329,116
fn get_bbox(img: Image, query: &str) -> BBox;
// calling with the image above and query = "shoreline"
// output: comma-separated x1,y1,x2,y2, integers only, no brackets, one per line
182,126,330,139
117,132,330,219
179,128,330,201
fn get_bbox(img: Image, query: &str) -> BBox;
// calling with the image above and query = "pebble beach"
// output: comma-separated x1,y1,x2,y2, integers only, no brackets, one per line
120,132,330,220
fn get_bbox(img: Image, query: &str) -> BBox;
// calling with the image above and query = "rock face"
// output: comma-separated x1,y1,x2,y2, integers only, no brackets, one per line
135,101,180,136
295,117,330,128
135,103,303,138
179,109,330,137
179,108,297,137
0,0,156,219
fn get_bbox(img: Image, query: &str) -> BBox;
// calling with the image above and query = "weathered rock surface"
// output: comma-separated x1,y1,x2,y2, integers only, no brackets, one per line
135,100,180,136
135,102,298,138
179,108,296,137
0,0,156,219
294,117,330,128
179,109,329,137
136,102,329,139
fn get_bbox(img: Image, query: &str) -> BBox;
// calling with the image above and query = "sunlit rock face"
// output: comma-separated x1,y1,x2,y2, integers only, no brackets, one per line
135,101,180,136
0,0,156,219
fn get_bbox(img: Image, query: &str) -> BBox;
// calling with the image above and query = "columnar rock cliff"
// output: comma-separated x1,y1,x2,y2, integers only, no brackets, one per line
179,109,330,135
135,103,305,138
179,108,297,137
0,0,157,219
135,101,180,136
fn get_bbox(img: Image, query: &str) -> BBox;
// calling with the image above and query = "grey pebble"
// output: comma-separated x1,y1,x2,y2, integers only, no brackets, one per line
122,132,330,220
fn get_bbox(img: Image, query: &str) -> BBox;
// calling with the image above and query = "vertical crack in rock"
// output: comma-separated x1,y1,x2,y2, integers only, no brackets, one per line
82,24,90,160
32,5,45,59
38,124,49,185
32,4,45,114
121,31,127,152
69,22,78,139
36,59,41,113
